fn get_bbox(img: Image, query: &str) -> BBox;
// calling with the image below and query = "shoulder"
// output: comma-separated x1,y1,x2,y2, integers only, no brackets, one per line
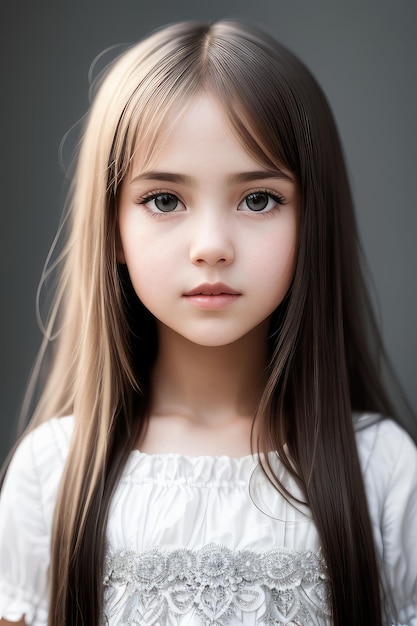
1,416,74,530
354,413,416,502
6,415,74,481
354,413,416,477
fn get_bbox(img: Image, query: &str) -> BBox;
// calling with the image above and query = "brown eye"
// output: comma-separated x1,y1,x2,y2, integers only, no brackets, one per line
245,192,269,211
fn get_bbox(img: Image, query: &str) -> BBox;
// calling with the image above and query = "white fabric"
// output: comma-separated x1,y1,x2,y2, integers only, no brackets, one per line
0,414,416,624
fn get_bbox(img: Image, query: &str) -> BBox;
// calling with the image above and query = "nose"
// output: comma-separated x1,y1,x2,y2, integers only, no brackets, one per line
189,211,235,267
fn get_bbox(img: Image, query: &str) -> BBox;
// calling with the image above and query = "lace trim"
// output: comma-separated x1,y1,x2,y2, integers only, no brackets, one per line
102,544,331,625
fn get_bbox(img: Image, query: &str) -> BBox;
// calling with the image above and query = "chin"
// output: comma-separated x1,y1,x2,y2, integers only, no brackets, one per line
180,331,252,348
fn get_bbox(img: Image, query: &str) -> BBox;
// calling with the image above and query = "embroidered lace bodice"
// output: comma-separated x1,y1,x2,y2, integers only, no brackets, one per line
102,544,330,625
1,415,417,625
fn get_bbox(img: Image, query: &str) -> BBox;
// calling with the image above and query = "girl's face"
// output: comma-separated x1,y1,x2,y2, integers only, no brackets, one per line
118,95,299,348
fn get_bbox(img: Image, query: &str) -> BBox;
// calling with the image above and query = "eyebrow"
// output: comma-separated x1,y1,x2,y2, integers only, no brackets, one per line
229,170,294,184
130,169,294,185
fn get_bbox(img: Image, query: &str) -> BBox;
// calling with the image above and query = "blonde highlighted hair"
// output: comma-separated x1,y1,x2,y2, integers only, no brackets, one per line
8,19,410,624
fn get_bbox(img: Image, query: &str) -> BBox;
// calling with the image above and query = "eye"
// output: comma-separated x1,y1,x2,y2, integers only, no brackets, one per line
239,191,285,213
140,192,181,213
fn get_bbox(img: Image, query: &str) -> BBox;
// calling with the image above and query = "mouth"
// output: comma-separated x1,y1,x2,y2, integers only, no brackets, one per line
184,282,240,296
183,283,240,311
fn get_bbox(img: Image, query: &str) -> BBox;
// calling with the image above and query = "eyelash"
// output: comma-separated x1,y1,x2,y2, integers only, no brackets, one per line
137,188,287,217
137,191,183,215
240,189,286,215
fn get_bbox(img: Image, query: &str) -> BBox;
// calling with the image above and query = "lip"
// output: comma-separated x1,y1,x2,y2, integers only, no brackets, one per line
184,282,240,296
183,283,241,311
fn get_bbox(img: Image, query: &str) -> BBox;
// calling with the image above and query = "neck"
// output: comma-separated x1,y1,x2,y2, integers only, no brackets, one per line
136,320,272,456
150,321,269,426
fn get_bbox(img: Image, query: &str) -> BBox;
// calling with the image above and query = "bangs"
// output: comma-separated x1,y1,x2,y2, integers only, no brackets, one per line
103,21,309,196
107,67,202,194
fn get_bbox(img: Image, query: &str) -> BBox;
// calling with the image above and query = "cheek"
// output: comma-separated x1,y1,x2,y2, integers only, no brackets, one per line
251,230,298,292
122,233,175,301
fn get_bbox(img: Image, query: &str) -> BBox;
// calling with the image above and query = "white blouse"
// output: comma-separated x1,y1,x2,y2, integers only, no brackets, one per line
0,414,416,625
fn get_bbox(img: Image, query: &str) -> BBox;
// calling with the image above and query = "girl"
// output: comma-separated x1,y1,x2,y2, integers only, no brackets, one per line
0,19,416,626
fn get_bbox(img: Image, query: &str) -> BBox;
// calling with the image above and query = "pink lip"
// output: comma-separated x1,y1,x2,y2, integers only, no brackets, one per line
183,283,241,310
184,282,240,296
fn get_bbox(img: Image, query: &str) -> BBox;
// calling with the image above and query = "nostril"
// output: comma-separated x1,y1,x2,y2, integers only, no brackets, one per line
195,256,227,264
190,241,235,266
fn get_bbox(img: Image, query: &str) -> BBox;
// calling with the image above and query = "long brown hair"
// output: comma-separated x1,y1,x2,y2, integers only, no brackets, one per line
5,20,415,625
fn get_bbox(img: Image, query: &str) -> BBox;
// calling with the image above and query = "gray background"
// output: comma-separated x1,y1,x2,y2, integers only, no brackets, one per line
1,1,416,464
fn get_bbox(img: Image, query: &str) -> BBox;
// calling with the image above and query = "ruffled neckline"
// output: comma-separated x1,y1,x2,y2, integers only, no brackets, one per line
122,448,259,484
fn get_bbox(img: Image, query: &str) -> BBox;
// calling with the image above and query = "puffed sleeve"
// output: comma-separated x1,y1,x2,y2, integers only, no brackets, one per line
0,418,71,625
358,417,417,625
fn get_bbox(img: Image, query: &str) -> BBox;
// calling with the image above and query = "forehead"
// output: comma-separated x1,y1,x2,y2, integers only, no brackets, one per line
128,93,281,178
